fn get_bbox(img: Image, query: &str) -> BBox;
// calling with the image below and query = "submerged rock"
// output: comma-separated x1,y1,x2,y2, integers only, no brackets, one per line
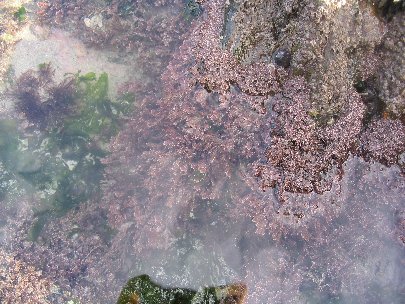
273,49,291,68
83,14,103,30
117,274,247,304
370,0,405,20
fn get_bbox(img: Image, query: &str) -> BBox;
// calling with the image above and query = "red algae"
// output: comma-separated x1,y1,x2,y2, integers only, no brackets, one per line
104,0,405,239
361,119,405,168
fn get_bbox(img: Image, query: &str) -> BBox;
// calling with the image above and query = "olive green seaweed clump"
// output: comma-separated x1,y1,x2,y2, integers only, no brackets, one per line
117,275,247,304
12,64,134,240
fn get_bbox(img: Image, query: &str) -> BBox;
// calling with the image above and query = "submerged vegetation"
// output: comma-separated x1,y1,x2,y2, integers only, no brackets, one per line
7,64,135,239
0,1,30,84
13,6,27,22
117,275,247,304
0,120,22,201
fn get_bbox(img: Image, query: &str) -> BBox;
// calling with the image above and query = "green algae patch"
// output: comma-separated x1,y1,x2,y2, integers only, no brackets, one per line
117,275,247,304
14,6,27,22
12,66,135,239
117,275,195,304
64,72,123,143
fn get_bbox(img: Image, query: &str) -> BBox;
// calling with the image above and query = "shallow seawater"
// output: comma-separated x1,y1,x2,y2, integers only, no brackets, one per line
0,1,404,304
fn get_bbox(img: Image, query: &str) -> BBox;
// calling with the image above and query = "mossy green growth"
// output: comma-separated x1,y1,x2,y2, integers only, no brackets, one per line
117,275,246,304
117,275,195,304
232,35,257,63
64,72,132,143
14,6,27,22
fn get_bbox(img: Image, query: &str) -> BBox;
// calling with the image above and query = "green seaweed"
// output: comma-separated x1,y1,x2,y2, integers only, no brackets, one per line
117,275,246,304
117,275,195,304
78,72,97,81
14,6,26,22
12,68,135,239
63,72,131,143
38,62,50,71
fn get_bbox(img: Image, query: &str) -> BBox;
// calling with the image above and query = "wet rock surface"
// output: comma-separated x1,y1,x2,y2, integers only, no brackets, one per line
218,0,405,195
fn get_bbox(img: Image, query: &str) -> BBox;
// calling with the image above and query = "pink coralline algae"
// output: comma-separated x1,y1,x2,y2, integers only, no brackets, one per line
103,0,405,240
361,119,405,168
187,0,284,100
256,78,365,196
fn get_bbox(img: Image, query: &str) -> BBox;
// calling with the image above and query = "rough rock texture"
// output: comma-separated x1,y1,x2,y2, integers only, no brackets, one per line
0,249,52,304
225,0,383,121
361,119,405,167
220,0,404,195
104,0,405,236
376,12,405,121
0,1,32,88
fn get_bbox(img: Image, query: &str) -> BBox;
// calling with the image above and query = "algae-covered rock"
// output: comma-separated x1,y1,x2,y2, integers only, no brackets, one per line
225,0,386,122
207,0,405,196
117,274,247,304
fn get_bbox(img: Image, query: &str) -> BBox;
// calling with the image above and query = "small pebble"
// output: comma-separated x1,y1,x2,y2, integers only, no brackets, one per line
274,49,292,68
